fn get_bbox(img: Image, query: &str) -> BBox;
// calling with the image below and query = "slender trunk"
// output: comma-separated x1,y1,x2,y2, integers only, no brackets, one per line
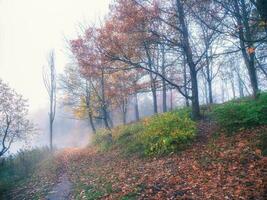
237,73,244,98
103,109,110,130
151,83,158,114
183,56,190,107
123,112,127,125
162,80,167,112
231,79,236,99
134,92,140,121
107,111,114,128
207,79,213,104
234,0,259,98
145,41,158,114
85,81,96,134
161,44,167,112
206,62,213,104
204,79,209,104
238,76,244,98
49,74,54,151
190,71,201,119
122,109,127,125
170,89,173,111
122,99,127,125
149,72,158,114
49,116,53,150
100,69,110,130
221,81,225,103
89,113,96,133
177,0,200,119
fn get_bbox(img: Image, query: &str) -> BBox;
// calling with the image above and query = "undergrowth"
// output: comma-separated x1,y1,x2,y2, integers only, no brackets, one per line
212,92,267,133
0,147,53,199
92,109,196,156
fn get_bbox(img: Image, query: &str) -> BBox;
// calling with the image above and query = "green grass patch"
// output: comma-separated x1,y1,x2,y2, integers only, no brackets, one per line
92,110,196,156
212,92,267,133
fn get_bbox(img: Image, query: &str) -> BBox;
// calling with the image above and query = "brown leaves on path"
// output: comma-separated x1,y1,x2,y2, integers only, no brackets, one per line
9,123,267,200
65,123,267,200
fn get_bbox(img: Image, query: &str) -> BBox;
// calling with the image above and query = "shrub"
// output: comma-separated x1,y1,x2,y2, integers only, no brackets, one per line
213,92,267,133
92,110,196,156
141,111,196,155
92,129,113,151
113,123,145,155
0,147,51,197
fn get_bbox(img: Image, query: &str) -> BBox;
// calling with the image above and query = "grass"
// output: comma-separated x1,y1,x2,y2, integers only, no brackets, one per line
92,109,197,156
212,92,267,133
0,147,52,197
0,147,61,200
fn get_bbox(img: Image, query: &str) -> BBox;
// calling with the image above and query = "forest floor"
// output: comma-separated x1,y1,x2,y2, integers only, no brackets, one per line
9,122,267,200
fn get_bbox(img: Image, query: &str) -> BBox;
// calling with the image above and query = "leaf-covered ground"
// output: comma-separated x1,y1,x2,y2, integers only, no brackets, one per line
9,122,267,200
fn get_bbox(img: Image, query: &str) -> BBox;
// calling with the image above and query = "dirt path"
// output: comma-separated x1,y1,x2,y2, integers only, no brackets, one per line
46,173,72,200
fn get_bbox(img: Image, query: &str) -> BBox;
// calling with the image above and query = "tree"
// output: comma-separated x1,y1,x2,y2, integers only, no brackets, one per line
59,64,97,133
43,50,56,150
0,79,34,157
70,33,113,130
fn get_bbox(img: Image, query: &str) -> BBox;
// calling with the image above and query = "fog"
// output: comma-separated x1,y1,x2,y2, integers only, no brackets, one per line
9,106,91,154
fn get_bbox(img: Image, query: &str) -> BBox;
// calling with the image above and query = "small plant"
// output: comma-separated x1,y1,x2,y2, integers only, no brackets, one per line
141,111,196,155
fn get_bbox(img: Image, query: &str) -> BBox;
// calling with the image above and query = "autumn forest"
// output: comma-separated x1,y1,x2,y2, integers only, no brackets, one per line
0,0,267,199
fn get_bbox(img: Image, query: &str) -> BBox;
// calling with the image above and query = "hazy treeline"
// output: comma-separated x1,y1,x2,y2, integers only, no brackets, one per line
59,0,267,132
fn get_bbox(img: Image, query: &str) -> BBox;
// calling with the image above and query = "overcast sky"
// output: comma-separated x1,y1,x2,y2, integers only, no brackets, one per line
0,0,110,113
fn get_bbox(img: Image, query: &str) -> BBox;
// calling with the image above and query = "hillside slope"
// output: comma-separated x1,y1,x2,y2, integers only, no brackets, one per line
9,121,267,200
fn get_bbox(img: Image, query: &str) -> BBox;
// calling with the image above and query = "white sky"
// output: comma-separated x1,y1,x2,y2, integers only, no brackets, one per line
0,0,110,113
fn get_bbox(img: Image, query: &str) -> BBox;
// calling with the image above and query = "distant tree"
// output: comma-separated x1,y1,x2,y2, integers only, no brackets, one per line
0,79,34,157
59,64,97,133
43,50,56,150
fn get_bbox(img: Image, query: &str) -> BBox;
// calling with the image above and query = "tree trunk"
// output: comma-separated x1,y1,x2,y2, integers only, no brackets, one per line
103,109,111,130
149,72,158,114
151,83,158,114
85,81,96,134
177,0,200,119
190,71,201,119
100,69,111,130
88,113,96,133
203,78,209,104
134,91,140,121
170,89,173,111
122,110,127,125
183,55,190,107
107,111,114,128
237,73,244,98
122,100,127,125
206,59,213,104
221,81,225,103
161,44,167,112
49,114,53,150
234,0,259,98
162,81,167,112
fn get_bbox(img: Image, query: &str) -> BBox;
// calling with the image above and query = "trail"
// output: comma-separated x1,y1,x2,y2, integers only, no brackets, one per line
46,150,75,200
46,173,72,200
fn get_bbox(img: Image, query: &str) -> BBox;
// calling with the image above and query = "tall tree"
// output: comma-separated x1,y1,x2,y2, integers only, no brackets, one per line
43,50,56,150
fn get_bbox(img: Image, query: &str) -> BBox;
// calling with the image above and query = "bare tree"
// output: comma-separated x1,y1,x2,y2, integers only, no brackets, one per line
43,50,56,150
0,79,34,157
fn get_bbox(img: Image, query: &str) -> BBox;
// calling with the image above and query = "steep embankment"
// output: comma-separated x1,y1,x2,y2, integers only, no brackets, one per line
9,121,266,199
